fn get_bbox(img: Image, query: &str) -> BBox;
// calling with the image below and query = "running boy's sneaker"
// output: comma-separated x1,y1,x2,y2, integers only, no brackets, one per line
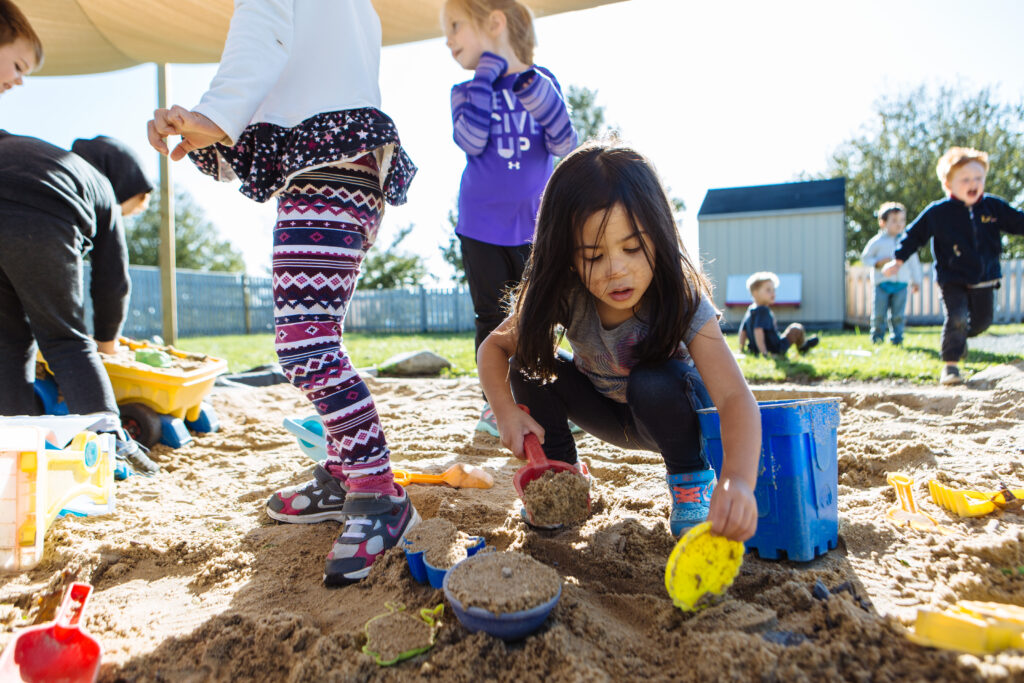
266,464,348,523
323,485,420,586
475,403,499,437
940,365,964,386
667,469,716,537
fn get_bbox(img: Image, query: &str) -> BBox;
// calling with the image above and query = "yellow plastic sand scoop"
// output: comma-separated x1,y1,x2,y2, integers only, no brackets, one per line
664,521,744,611
909,601,1024,655
928,480,1024,518
885,473,954,534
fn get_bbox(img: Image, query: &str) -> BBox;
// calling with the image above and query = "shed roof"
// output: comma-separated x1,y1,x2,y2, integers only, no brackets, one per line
697,177,845,217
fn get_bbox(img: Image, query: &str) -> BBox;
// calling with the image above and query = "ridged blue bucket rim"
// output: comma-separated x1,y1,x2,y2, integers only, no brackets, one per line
697,397,842,414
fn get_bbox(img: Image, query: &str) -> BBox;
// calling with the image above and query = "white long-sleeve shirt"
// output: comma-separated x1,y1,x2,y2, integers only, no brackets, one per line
194,0,382,144
861,231,923,287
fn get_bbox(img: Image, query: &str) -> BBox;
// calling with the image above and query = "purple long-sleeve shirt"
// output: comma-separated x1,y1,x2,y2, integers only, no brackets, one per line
451,52,577,246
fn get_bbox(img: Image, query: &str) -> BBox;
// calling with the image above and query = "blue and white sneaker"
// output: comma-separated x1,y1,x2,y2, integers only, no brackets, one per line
667,469,716,537
323,485,420,586
475,403,499,437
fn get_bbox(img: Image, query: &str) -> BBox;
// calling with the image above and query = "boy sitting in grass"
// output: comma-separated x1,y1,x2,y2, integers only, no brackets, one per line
883,147,1024,385
737,272,819,357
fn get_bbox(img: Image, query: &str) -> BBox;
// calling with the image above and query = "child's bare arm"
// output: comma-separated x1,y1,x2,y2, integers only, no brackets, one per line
688,320,759,542
477,317,543,458
753,328,769,355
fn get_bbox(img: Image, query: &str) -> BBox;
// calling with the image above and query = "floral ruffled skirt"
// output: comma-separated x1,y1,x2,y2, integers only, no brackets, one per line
188,107,416,206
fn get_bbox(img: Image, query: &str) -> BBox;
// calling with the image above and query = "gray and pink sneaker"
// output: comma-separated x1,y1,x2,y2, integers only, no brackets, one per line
266,464,348,523
323,485,420,586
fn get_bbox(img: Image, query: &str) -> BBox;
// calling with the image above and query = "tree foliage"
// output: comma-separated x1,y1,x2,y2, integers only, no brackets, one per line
821,85,1024,261
439,209,467,285
567,85,618,143
360,224,428,289
125,188,246,272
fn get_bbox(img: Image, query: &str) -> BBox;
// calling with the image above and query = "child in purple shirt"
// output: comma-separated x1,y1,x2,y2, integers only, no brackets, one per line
442,0,577,435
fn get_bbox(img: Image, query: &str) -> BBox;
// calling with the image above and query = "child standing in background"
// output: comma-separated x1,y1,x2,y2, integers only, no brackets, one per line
442,0,577,436
147,0,419,585
860,202,922,345
478,143,758,542
884,147,1024,385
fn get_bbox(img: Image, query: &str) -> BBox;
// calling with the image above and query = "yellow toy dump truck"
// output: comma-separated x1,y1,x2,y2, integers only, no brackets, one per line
35,338,227,449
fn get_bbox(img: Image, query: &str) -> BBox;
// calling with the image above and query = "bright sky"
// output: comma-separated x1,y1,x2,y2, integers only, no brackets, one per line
4,0,1024,281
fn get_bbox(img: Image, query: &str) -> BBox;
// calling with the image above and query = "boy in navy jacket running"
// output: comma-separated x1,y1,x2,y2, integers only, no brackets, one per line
883,147,1024,385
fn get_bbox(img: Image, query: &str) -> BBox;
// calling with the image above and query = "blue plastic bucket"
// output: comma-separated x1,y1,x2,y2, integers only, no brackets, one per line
698,397,841,562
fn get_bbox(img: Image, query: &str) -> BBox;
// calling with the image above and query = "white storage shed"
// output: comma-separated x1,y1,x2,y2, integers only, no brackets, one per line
697,178,847,331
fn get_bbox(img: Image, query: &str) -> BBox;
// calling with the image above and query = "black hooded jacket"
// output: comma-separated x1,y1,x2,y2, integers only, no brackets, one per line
895,194,1024,285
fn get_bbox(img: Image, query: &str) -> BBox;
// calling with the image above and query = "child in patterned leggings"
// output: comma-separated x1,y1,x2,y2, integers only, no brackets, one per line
147,0,419,585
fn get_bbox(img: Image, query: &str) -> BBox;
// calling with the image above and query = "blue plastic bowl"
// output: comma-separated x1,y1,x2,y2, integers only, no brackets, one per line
442,562,561,640
404,536,485,589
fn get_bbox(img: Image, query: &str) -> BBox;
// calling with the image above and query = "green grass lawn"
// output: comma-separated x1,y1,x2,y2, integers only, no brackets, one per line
177,323,1023,385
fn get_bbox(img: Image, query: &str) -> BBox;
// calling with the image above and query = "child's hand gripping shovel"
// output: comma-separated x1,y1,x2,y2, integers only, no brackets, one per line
0,582,102,682
511,405,591,526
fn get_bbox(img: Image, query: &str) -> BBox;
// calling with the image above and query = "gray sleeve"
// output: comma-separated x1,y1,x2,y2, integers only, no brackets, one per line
683,295,720,346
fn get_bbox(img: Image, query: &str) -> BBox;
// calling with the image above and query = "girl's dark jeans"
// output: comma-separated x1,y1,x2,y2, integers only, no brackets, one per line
938,282,995,362
509,351,712,475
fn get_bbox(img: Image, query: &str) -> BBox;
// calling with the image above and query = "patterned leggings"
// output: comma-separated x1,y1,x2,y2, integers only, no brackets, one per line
272,156,395,493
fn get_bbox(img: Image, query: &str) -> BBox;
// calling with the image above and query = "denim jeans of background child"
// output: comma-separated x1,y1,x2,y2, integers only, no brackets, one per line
938,282,995,362
0,203,120,417
871,283,909,344
509,350,712,474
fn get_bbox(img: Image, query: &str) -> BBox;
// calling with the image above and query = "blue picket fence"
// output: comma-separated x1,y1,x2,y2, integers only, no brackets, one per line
83,265,475,338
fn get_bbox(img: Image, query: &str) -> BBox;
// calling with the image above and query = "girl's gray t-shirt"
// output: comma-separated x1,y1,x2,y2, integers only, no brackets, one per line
564,289,719,403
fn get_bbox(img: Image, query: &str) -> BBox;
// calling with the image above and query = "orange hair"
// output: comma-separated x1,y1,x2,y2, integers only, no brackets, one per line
936,147,989,185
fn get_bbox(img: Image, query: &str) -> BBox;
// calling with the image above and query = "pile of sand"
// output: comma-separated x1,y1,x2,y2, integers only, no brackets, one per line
2,371,1023,681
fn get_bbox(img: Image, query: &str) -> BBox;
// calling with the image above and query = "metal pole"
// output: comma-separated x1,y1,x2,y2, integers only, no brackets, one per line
157,63,178,345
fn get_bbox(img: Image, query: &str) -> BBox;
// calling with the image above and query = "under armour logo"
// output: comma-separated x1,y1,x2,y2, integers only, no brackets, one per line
508,161,520,170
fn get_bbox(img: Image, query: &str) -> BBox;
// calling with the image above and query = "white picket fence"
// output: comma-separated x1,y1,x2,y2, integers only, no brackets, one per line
845,259,1024,327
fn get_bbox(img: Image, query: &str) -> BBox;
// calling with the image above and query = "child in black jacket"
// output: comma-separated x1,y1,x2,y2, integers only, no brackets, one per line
884,147,1024,385
0,132,159,473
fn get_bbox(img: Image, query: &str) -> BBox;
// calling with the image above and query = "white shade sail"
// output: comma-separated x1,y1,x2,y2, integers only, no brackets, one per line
25,0,625,76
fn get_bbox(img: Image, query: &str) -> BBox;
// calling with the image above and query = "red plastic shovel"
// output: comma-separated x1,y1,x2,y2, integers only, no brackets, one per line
511,406,591,525
0,582,101,683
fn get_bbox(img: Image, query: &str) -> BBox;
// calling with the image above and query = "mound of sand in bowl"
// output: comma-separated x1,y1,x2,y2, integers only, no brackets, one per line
2,368,1024,681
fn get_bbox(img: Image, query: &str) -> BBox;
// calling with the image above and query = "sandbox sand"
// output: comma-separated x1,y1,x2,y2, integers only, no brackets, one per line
2,366,1024,681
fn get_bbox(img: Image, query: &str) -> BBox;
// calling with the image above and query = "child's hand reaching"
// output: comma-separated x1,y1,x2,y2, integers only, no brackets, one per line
708,476,757,542
493,404,544,460
881,259,903,277
148,106,228,161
